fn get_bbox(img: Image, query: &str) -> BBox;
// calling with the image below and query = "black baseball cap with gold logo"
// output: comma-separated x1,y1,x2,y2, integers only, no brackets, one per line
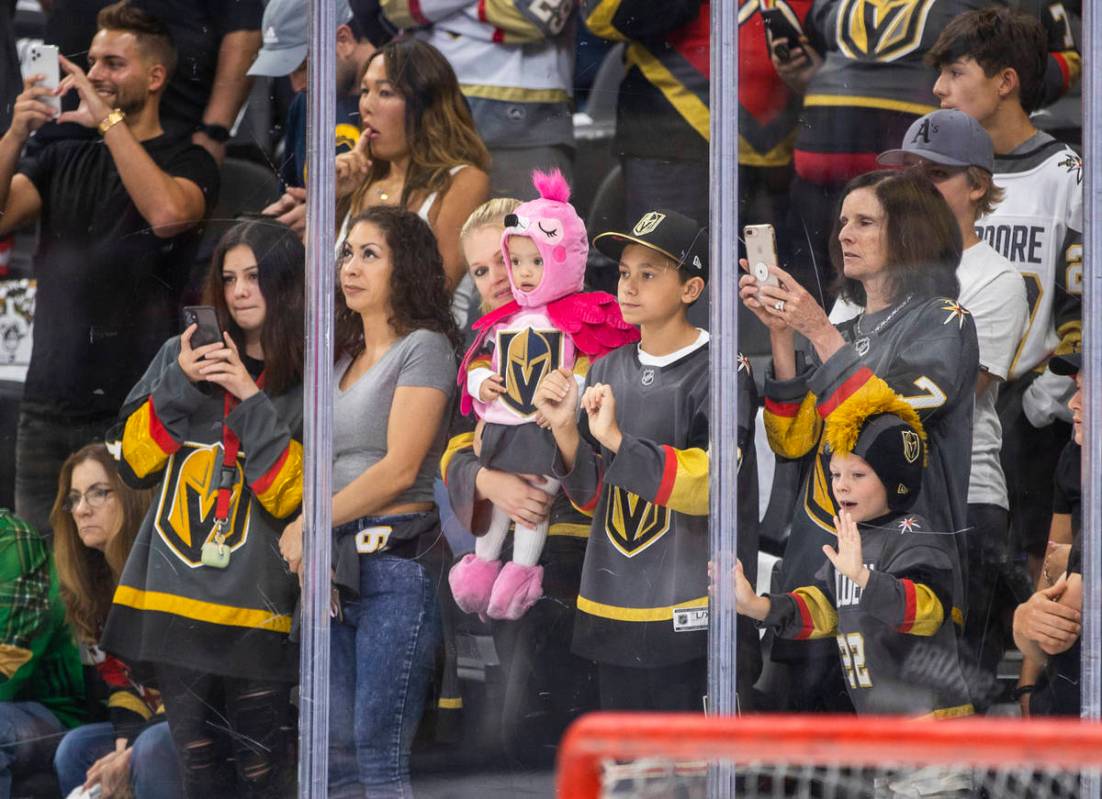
593,209,708,281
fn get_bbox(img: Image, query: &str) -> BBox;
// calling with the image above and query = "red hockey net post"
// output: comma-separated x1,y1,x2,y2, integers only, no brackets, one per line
558,713,1102,798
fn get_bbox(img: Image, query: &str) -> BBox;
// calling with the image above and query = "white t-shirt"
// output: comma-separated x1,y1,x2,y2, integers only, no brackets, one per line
956,241,1027,508
829,243,1027,508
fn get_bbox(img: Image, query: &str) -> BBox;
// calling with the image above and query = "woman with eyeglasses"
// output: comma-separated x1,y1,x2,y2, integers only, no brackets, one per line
50,443,182,799
100,220,306,799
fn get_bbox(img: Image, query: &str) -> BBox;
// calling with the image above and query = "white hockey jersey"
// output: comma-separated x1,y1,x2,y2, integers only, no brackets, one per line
976,134,1082,383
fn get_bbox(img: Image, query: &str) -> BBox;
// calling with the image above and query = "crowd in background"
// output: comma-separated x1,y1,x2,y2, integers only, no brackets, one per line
0,0,1092,797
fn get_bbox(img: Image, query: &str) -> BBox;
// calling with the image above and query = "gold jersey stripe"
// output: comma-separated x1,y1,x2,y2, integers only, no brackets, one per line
439,432,476,482
122,401,174,479
438,696,463,710
549,523,590,538
661,446,709,516
108,691,154,720
113,585,293,634
459,84,571,104
584,0,628,41
739,131,798,168
804,94,938,116
577,594,707,622
253,440,304,519
922,703,975,720
902,582,944,637
627,44,709,141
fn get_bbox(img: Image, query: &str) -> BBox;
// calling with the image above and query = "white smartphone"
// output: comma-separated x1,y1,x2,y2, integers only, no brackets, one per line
744,224,780,290
22,44,61,116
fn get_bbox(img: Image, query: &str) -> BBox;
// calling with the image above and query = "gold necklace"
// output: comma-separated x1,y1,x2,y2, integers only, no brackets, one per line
375,181,399,202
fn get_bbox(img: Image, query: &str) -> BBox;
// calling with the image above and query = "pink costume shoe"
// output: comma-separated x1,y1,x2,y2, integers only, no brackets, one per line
449,554,502,616
486,562,544,621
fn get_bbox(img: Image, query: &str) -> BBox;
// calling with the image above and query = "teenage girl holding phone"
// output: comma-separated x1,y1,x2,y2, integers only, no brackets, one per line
101,219,305,798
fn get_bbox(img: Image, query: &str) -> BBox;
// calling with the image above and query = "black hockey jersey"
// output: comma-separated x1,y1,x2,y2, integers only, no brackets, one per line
556,342,757,668
102,337,302,681
763,297,978,661
764,513,973,717
582,0,709,162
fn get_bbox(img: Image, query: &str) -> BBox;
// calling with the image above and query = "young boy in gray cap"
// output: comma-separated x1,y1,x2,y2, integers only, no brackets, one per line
877,108,1029,709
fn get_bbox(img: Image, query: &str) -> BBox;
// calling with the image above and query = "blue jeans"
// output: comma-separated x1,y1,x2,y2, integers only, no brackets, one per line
0,701,66,799
54,721,182,799
329,554,442,799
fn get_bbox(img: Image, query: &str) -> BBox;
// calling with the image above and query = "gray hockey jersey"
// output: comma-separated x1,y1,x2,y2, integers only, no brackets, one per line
102,337,303,681
764,513,973,717
556,342,757,668
763,296,978,661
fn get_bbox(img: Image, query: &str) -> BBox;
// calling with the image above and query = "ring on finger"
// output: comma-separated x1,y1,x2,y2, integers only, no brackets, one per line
774,300,786,312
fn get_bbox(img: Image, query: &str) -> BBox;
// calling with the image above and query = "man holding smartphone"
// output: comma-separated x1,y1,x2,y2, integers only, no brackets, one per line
0,1,219,538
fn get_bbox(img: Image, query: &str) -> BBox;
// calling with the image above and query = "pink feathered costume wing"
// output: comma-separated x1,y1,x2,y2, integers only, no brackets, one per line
450,170,638,621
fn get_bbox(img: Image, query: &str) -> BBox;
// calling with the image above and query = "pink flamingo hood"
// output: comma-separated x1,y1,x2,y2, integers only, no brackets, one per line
501,169,588,308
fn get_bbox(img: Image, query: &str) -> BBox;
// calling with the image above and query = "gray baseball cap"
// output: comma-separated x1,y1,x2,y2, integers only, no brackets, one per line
878,109,994,173
248,0,353,77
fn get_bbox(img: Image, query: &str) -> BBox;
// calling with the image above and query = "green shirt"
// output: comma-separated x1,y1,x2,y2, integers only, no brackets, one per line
0,509,85,728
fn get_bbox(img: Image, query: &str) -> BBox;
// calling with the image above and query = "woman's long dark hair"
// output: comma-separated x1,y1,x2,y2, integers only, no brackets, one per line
51,444,151,644
831,170,962,307
339,37,491,223
335,206,463,358
204,219,306,396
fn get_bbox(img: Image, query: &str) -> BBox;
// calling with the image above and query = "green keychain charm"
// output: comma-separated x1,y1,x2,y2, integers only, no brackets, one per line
201,521,231,568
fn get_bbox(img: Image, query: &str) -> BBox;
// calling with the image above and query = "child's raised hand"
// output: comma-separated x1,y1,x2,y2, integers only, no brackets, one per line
533,367,578,431
478,374,507,403
733,559,771,621
583,383,622,452
823,508,869,588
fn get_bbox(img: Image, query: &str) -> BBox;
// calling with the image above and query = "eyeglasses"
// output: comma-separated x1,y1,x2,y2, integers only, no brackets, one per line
63,486,115,513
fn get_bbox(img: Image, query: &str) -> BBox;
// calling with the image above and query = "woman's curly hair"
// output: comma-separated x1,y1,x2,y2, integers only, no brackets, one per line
335,206,463,359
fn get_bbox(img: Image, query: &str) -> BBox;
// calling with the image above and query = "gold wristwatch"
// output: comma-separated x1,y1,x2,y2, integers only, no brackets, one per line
98,108,126,135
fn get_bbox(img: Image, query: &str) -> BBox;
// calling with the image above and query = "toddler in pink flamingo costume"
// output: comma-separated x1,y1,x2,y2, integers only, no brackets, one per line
449,169,638,620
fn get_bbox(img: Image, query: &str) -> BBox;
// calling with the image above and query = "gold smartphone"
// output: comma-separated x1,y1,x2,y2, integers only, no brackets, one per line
744,224,780,291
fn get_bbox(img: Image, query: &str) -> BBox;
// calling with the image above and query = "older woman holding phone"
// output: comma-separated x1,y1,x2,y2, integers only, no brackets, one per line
740,169,979,712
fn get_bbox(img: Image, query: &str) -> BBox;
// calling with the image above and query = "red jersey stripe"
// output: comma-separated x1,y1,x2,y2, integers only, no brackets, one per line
818,367,875,418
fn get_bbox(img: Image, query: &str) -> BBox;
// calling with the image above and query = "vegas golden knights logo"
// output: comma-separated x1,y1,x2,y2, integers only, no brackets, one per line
632,212,665,237
902,430,920,464
154,444,250,567
605,487,671,558
836,0,936,63
498,327,563,418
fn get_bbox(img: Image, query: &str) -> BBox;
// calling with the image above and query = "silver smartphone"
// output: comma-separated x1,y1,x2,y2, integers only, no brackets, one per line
23,44,61,116
744,224,780,290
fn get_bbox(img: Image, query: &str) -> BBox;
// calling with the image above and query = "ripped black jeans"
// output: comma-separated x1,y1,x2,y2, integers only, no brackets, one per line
157,664,294,799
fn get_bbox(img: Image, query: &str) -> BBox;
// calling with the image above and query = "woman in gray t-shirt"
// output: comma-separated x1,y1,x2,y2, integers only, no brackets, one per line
280,207,459,797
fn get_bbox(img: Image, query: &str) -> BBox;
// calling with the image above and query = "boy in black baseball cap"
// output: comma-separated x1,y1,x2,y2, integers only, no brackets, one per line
534,208,751,710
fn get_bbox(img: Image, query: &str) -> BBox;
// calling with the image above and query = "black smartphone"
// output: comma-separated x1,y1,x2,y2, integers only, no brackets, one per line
762,7,804,63
181,305,223,348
